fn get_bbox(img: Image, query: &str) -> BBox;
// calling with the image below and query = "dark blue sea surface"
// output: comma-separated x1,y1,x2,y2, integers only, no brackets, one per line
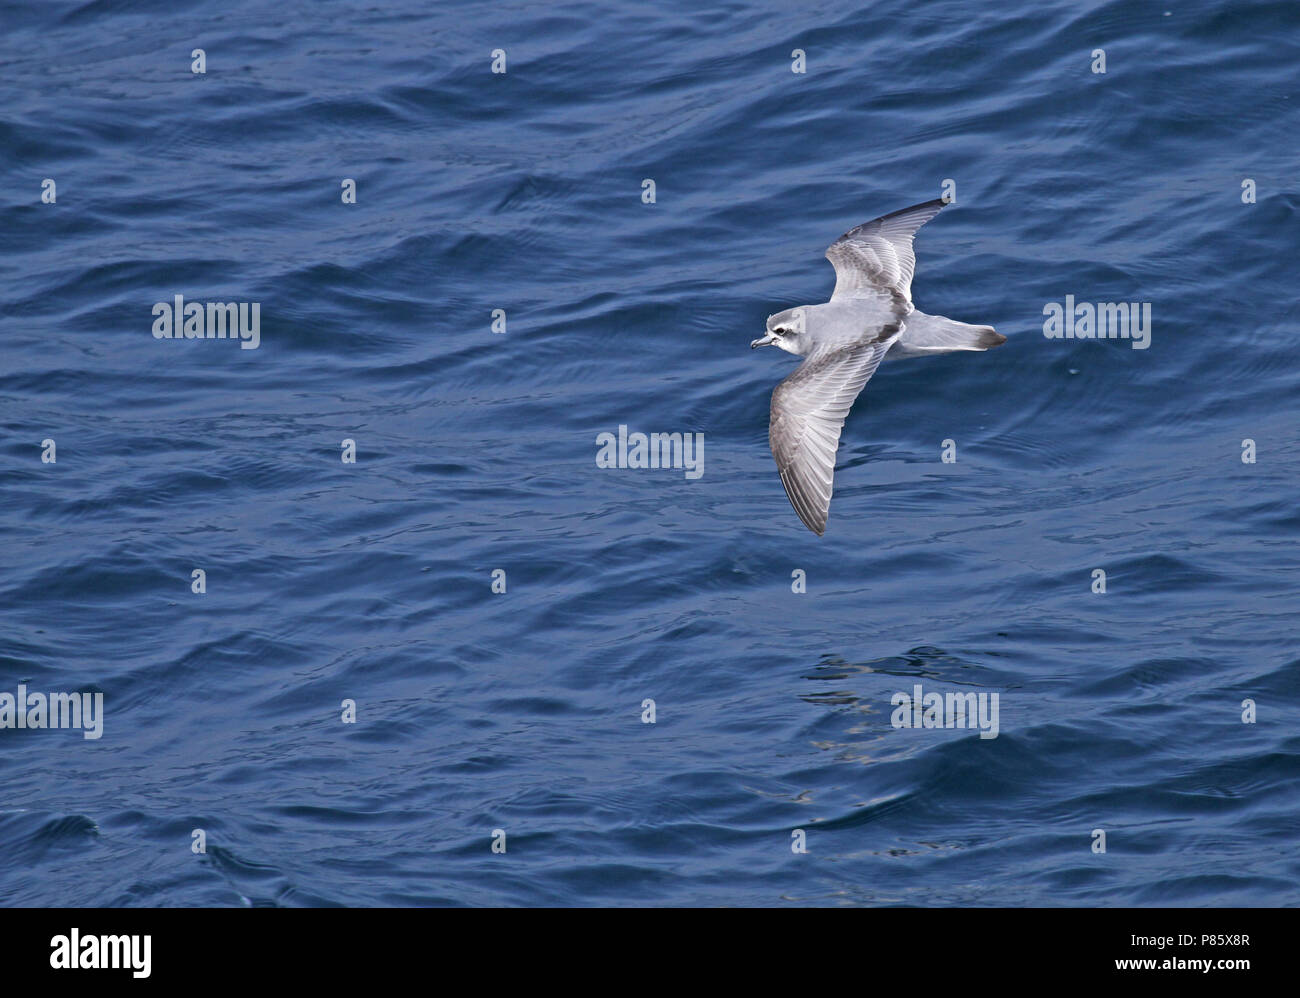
1,0,1298,906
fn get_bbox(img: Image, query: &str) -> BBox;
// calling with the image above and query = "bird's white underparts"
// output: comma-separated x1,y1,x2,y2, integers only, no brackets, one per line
750,198,1004,535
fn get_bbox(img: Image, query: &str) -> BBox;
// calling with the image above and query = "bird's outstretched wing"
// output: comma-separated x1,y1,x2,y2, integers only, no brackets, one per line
768,330,903,535
825,198,947,306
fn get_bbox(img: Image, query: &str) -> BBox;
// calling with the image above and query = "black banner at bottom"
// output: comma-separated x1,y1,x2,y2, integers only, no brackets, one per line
0,906,1274,985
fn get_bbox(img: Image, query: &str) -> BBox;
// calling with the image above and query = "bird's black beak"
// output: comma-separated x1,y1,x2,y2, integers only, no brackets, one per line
750,332,777,349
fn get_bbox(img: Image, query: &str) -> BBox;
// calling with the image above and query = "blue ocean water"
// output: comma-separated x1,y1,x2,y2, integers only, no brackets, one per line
1,0,1297,907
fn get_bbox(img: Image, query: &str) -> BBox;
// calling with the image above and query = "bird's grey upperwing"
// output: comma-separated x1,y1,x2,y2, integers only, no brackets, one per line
768,329,904,535
825,198,947,307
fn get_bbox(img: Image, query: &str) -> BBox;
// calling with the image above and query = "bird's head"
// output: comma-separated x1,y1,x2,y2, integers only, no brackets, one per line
750,307,809,354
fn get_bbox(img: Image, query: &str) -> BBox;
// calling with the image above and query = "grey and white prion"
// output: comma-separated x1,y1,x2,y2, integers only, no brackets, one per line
750,198,1004,535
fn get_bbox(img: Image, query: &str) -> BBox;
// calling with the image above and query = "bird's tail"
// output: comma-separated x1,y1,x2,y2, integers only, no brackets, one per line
890,311,1005,358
